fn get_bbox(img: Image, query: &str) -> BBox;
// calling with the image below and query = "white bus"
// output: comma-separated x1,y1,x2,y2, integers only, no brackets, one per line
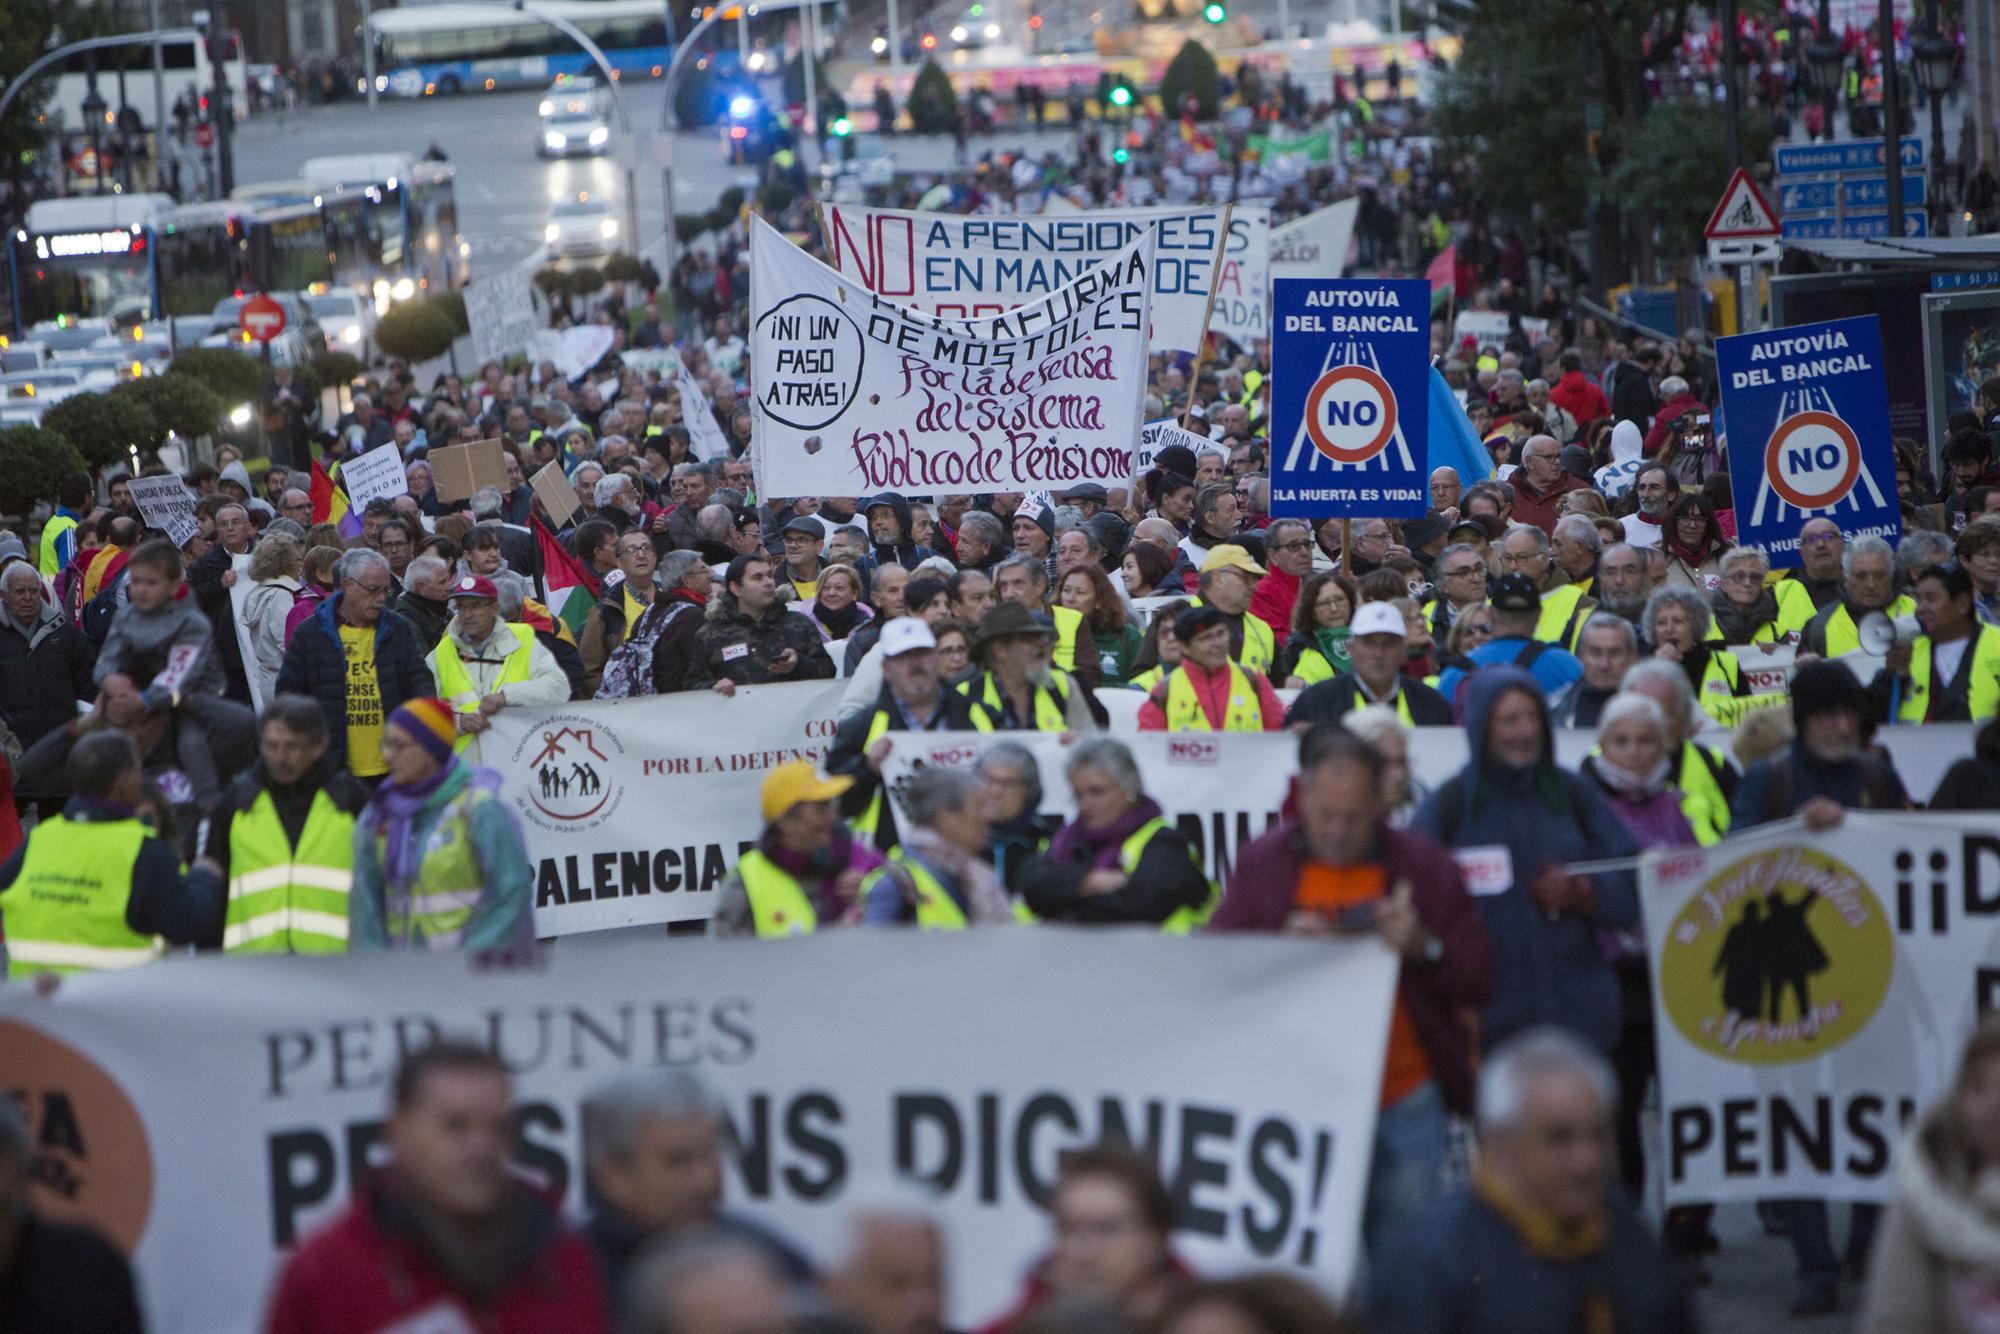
41,27,249,132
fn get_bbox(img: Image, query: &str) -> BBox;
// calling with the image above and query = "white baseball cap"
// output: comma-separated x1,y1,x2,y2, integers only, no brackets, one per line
879,617,938,658
1350,602,1407,639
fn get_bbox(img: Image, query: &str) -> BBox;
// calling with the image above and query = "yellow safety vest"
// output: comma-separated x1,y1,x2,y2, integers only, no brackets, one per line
1824,596,1915,658
1773,580,1818,641
1678,742,1732,847
1290,643,1344,686
1129,664,1167,692
431,624,536,752
224,790,356,953
1535,583,1592,651
858,851,970,929
1050,603,1084,673
1,816,163,977
1015,817,1216,931
1356,685,1415,726
962,670,1072,731
1161,661,1266,731
37,512,77,579
1189,598,1275,673
738,848,821,937
1897,625,2000,723
851,703,994,845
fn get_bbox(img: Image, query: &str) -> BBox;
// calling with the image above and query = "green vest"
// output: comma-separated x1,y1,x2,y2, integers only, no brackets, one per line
1535,583,1592,651
859,851,970,929
2,816,162,977
1050,603,1084,673
738,848,819,937
432,624,536,752
37,512,77,578
1188,599,1275,674
224,790,357,954
1290,645,1339,686
851,703,994,845
1678,742,1732,848
374,785,490,948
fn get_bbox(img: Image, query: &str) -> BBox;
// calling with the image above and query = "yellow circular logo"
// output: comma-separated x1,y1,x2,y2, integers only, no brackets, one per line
0,1019,154,1254
1658,846,1894,1065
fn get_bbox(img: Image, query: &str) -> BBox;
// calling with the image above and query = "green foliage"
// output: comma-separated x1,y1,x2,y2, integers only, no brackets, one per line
41,390,156,471
604,253,645,284
373,299,459,364
168,347,266,406
906,60,959,135
758,179,797,216
675,187,750,243
567,266,605,296
1160,39,1219,120
0,425,85,518
432,290,470,336
314,350,366,387
533,266,568,295
1609,102,1774,254
0,3,60,171
112,373,222,445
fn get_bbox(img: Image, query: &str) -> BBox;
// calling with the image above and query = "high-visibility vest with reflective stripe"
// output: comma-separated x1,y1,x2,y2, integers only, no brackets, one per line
1773,580,1818,641
859,852,970,930
1050,604,1084,673
1678,742,1732,847
376,788,491,948
1898,625,2000,723
1129,665,1166,692
1824,596,1914,658
2,816,163,977
1015,818,1215,931
962,671,1072,732
1291,646,1338,686
36,513,77,578
851,704,993,845
738,849,819,937
1535,583,1592,651
431,624,536,752
1191,599,1275,673
224,790,356,953
1162,662,1265,731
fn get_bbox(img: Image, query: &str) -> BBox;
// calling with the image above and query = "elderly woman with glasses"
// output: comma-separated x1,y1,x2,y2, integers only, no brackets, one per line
1017,738,1211,928
1643,585,1758,726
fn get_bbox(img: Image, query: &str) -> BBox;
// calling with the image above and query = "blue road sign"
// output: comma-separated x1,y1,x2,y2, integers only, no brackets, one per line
1934,271,2000,291
1838,210,1930,238
1718,315,1901,567
1841,174,1926,208
1779,178,1838,212
1782,216,1840,239
1270,278,1430,519
1775,135,1925,175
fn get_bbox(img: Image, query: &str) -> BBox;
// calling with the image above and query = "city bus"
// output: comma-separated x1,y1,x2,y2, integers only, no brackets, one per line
5,193,173,332
366,0,673,97
42,27,248,130
297,155,469,306
153,199,334,317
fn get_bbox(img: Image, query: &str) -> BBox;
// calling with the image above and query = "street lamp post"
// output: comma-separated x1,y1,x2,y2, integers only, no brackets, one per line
510,1,643,258
1880,0,1906,238
1912,1,1957,231
1807,7,1844,142
81,78,107,195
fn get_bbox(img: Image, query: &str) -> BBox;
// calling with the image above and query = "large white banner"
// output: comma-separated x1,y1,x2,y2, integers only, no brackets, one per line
1270,200,1358,283
1641,813,2000,1206
486,682,846,937
0,932,1396,1332
820,203,1270,352
748,217,1154,500
464,263,541,368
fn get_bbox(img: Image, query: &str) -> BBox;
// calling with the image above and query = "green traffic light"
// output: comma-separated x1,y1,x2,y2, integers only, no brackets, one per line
831,115,852,135
1109,85,1131,106
1113,147,1129,163
1203,2,1225,20
969,3,984,13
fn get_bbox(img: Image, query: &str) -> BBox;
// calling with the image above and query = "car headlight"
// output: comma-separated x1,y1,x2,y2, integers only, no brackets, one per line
545,131,566,149
984,22,1000,38
375,75,388,91
545,223,561,243
730,95,756,118
600,218,619,238
341,325,361,344
392,278,415,301
951,24,969,40
229,403,252,427
539,99,554,116
588,125,610,146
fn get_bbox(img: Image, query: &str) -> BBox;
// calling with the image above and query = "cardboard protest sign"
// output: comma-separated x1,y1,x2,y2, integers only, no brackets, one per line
529,459,579,529
427,437,508,503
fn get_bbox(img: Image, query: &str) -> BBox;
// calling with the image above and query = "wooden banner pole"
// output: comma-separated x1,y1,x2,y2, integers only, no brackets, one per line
1179,202,1235,433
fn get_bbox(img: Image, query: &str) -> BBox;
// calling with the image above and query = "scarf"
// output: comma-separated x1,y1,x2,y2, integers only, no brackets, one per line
1472,1160,1609,1263
368,759,462,892
759,823,872,919
815,600,866,639
1047,797,1164,872
901,827,1010,923
1709,588,1777,645
1311,626,1352,674
1667,535,1717,568
1589,753,1673,801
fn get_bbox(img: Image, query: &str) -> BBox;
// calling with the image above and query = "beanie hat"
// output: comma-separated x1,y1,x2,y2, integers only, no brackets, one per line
388,697,459,765
1154,444,1199,481
1016,492,1056,539
1790,660,1868,732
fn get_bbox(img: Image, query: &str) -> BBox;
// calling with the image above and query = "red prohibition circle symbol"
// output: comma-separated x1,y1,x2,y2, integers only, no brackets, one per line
1303,364,1397,464
1764,410,1862,510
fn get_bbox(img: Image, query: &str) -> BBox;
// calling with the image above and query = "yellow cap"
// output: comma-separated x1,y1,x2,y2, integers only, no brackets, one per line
1198,543,1266,578
760,760,854,822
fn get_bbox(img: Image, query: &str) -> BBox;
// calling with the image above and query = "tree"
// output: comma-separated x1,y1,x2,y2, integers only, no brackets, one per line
168,348,266,407
0,425,85,519
1609,100,1773,256
112,374,222,447
432,290,470,337
313,350,366,389
906,60,959,134
566,266,605,297
0,2,60,185
41,391,157,471
1159,39,1219,121
604,253,644,284
373,299,459,365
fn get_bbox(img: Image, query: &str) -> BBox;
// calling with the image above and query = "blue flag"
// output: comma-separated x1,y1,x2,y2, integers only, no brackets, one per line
1426,366,1493,487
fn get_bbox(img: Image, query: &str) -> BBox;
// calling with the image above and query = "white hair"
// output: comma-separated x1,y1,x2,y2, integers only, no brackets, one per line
1620,657,1699,732
1598,691,1667,740
1341,703,1405,748
1658,375,1690,398
582,1069,718,1167
594,474,633,507
1719,546,1770,578
1553,515,1602,552
1476,1027,1615,1133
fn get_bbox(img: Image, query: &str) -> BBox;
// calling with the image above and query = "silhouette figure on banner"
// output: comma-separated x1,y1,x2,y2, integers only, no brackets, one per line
1712,887,1829,1028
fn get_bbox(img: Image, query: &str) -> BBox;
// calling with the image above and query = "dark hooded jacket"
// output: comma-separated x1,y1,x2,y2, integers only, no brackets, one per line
857,492,938,576
1409,668,1641,1054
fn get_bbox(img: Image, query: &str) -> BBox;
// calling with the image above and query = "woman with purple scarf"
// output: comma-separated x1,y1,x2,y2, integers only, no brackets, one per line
349,697,536,952
1018,738,1212,927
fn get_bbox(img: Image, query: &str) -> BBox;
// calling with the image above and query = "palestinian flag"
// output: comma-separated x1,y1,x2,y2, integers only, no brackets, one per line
309,458,362,540
534,515,600,639
1426,244,1457,315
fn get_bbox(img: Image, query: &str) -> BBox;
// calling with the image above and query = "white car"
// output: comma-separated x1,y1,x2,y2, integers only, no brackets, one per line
304,289,378,360
539,111,612,159
538,74,609,120
544,197,619,259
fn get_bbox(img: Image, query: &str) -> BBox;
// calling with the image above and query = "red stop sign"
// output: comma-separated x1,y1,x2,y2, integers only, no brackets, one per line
240,293,286,342
192,122,215,149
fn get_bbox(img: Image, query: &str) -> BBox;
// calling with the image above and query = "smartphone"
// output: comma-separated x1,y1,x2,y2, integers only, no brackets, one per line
1332,901,1379,934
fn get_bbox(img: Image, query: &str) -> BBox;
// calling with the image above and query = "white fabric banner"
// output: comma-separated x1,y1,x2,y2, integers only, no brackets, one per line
678,370,734,461
748,217,1154,500
1640,813,2000,1206
0,932,1395,1332
1138,417,1223,473
1270,200,1358,283
819,203,1270,353
484,682,847,937
464,264,541,368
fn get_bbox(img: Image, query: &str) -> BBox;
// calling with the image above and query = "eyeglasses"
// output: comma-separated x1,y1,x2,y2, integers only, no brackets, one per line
1722,570,1762,585
1500,550,1545,566
1442,564,1484,578
1271,539,1311,552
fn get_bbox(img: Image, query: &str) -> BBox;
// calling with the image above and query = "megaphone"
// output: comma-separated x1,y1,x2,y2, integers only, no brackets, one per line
1858,611,1922,656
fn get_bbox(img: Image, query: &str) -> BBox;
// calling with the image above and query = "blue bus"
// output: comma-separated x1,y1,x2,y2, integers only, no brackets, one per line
368,0,675,97
296,156,470,307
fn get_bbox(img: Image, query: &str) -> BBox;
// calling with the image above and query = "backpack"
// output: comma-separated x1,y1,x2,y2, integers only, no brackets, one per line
81,566,130,646
597,600,690,699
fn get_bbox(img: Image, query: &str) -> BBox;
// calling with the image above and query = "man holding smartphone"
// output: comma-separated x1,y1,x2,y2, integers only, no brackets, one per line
1209,726,1493,1259
686,555,836,695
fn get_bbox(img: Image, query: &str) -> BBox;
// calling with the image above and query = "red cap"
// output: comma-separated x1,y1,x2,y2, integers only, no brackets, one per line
447,574,498,601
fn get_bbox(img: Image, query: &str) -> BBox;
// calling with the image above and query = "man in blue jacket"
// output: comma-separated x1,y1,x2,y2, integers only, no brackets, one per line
1435,573,1583,714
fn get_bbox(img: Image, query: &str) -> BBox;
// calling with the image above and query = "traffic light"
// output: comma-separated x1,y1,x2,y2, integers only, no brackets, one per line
1113,146,1129,163
831,115,852,136
1028,13,1042,27
1203,2,1226,20
1108,82,1132,108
